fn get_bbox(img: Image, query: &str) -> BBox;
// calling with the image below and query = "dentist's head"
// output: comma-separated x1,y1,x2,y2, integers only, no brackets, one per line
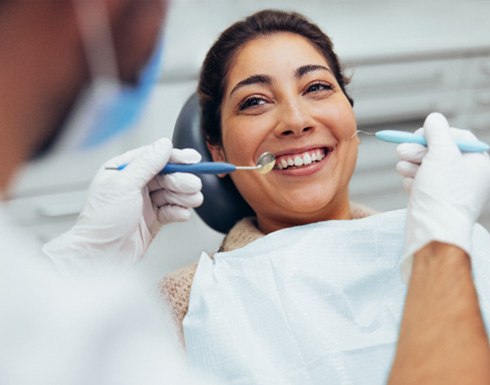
0,0,167,190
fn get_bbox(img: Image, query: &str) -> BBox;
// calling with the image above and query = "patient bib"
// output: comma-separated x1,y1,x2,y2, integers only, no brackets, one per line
184,210,490,385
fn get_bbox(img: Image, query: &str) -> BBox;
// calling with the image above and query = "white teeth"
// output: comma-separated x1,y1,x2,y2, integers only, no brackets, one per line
303,153,312,165
316,150,325,161
276,149,328,170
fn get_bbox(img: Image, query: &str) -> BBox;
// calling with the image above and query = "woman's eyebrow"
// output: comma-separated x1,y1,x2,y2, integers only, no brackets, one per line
230,74,272,96
295,64,331,78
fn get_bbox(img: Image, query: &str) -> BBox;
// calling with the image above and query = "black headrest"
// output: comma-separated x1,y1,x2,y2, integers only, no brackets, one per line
172,93,254,233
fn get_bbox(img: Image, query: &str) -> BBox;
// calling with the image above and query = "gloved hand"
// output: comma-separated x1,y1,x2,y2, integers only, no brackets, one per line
43,138,203,272
395,112,490,281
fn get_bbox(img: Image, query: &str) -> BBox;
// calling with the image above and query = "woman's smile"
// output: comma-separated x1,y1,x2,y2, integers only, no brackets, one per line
272,146,333,176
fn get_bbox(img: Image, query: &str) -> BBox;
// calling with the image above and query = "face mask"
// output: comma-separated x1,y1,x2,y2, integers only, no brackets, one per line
49,0,164,154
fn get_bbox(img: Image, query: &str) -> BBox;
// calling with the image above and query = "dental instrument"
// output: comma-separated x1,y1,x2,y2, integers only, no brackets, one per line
106,151,276,175
355,130,489,152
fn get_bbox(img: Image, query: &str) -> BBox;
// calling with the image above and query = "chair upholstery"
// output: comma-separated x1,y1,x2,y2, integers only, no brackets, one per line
172,93,254,233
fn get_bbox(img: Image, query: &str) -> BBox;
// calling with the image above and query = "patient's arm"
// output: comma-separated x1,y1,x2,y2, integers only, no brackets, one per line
388,241,490,385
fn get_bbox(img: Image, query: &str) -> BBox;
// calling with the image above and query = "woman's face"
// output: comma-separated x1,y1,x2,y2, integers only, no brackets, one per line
210,32,358,233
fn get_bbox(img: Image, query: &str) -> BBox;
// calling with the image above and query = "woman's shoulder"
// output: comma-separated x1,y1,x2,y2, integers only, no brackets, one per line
350,201,378,219
160,262,199,342
160,217,261,313
160,217,262,341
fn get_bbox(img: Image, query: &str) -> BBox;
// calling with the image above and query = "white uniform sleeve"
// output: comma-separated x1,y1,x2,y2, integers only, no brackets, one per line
0,253,219,385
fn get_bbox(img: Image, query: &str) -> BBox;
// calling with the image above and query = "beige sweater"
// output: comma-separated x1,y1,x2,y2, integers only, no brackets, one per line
160,202,377,343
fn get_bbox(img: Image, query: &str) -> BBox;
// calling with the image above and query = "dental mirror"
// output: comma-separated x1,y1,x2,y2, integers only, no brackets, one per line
235,152,276,174
106,151,276,175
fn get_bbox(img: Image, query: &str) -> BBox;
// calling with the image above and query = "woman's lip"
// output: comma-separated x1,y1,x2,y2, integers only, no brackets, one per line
272,145,334,157
272,149,333,176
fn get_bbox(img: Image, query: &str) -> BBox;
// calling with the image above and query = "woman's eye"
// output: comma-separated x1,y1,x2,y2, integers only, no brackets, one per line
305,82,333,94
238,96,266,111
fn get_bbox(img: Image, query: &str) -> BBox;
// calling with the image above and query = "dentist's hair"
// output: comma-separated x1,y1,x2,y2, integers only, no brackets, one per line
198,9,353,146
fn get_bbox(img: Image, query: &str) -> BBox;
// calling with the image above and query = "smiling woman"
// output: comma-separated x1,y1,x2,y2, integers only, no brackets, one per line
162,9,373,333
211,32,359,233
161,3,375,349
160,9,490,385
198,10,361,235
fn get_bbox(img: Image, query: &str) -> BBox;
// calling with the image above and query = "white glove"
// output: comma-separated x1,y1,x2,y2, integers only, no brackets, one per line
396,113,490,281
43,138,203,272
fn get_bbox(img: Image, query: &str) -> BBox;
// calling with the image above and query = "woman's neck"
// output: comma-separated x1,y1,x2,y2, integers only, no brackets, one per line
256,198,353,234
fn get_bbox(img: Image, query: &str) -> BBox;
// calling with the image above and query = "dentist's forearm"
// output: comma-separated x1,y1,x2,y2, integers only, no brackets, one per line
388,242,490,385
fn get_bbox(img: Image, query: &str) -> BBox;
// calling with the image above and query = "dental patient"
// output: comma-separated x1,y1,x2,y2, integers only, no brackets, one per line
161,10,490,385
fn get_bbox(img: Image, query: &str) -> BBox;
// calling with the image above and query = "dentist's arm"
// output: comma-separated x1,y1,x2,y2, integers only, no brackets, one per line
43,138,203,272
388,113,490,385
389,242,490,385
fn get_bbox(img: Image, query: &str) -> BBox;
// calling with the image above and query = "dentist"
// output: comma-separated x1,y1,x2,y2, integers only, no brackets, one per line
0,1,208,384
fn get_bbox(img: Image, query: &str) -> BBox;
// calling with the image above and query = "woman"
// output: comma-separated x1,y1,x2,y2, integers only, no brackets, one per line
162,6,375,332
163,6,371,307
161,9,490,385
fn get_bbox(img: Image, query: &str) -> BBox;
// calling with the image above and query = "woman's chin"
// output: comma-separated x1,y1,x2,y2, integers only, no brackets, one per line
278,200,343,221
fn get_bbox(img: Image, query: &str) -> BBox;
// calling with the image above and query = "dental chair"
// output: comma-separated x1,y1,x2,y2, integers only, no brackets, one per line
172,93,254,234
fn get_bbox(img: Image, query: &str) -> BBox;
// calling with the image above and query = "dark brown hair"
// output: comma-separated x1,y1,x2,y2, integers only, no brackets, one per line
198,9,354,146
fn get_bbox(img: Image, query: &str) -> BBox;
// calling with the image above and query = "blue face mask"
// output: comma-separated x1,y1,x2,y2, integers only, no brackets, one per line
79,41,164,149
51,0,165,153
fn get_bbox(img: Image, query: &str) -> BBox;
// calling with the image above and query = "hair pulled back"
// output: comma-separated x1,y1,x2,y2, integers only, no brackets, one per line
198,9,353,146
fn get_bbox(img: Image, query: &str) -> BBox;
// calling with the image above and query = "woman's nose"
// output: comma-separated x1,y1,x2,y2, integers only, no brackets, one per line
274,101,314,137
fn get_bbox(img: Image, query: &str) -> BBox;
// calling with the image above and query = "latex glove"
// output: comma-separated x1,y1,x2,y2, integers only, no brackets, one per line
397,113,490,281
43,138,203,272
395,126,427,193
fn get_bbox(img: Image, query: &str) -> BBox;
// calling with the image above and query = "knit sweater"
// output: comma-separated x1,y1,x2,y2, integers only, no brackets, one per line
160,202,377,343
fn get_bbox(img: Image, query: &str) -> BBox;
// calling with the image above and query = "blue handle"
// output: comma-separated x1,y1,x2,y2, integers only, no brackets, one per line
161,162,236,174
114,162,237,174
375,130,490,153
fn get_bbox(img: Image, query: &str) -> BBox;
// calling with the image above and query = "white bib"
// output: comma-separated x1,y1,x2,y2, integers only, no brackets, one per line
184,210,490,385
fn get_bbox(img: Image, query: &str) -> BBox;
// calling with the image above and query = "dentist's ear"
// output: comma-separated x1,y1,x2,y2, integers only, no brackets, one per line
207,142,227,178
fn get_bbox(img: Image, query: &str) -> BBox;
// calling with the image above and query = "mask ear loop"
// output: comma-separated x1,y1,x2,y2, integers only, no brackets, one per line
72,0,119,80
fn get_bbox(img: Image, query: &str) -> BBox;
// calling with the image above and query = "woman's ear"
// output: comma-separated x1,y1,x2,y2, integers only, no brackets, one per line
206,142,227,178
355,133,361,145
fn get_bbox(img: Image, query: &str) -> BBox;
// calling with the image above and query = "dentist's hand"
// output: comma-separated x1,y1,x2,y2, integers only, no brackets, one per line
43,138,203,272
396,113,490,280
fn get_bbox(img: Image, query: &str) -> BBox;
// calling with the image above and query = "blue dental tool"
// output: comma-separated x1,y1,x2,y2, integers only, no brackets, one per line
374,130,490,153
106,151,276,175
